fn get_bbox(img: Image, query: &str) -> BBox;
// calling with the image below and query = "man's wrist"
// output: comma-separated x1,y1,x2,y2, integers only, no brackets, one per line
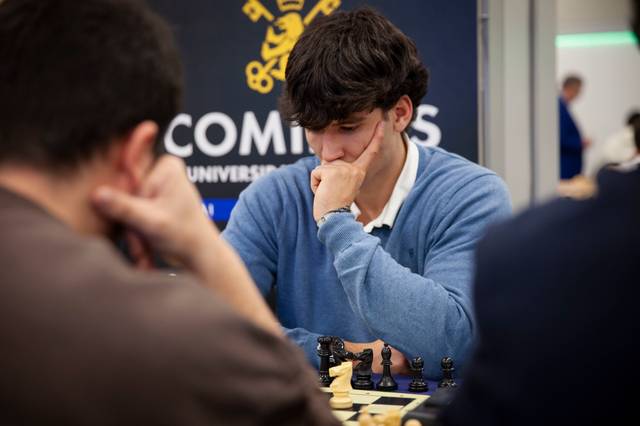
316,206,353,228
181,222,221,271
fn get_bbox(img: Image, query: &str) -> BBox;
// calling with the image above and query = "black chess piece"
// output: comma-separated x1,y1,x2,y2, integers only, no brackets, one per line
408,356,429,392
317,336,333,386
351,348,374,390
329,336,355,364
376,343,398,391
438,356,457,388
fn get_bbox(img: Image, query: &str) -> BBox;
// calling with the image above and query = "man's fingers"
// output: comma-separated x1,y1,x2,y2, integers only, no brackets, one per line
92,186,155,235
353,120,385,172
310,166,322,194
138,155,184,198
126,231,154,270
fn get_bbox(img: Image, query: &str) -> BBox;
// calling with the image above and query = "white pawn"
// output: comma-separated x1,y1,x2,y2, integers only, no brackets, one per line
329,361,353,409
357,407,375,426
372,408,401,426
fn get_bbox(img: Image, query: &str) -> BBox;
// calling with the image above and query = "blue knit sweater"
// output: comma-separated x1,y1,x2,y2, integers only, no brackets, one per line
223,144,512,378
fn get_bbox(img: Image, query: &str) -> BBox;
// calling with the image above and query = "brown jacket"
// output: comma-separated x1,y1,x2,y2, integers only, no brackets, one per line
0,187,338,426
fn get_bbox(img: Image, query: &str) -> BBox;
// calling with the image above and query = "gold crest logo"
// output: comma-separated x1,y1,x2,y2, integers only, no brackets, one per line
242,0,341,94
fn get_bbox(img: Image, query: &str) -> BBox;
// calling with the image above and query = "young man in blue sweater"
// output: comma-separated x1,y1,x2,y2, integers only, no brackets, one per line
223,8,511,379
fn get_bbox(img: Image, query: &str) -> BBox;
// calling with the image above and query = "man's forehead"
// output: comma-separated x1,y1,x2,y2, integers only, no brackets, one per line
334,110,378,124
302,108,381,131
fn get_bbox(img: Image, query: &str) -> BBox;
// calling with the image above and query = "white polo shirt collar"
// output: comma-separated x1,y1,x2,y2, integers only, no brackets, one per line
351,135,419,233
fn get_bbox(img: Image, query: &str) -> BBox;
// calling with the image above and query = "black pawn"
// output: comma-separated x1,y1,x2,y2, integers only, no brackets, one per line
317,336,333,386
438,356,457,388
408,357,428,392
376,343,398,391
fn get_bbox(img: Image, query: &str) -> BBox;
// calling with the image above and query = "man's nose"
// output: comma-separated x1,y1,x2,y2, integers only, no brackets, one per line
321,137,344,163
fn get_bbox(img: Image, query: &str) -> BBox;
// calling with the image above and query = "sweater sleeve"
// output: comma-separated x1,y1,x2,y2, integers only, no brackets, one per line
284,327,323,368
317,174,511,378
223,176,323,360
222,179,280,297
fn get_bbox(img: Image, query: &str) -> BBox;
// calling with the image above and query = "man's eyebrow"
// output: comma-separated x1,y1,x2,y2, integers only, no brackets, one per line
336,116,366,125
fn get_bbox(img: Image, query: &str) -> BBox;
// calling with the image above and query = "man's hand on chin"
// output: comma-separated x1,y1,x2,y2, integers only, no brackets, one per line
91,155,217,270
91,154,284,337
310,121,385,222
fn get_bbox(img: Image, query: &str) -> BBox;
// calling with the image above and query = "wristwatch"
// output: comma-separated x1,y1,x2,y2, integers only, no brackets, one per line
317,206,352,228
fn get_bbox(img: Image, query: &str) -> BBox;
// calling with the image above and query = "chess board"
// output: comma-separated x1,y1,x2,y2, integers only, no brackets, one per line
321,388,429,425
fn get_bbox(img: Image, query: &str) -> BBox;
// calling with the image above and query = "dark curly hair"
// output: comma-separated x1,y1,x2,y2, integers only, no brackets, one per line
0,0,182,171
279,7,429,131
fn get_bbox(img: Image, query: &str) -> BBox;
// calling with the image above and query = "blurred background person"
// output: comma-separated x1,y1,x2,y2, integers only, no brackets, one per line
588,110,640,173
559,75,590,179
617,114,640,169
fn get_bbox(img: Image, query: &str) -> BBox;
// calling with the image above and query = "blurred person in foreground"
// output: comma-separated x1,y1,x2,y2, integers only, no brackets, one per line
0,0,338,424
443,1,640,425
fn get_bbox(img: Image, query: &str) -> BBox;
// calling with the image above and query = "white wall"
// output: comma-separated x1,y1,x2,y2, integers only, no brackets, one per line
556,0,640,176
483,0,638,208
556,45,640,176
482,0,558,211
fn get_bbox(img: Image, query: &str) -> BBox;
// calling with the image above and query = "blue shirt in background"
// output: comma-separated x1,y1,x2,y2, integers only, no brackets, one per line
559,97,583,179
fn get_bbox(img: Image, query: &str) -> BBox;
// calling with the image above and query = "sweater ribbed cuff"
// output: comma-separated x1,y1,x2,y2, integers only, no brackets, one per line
317,213,365,255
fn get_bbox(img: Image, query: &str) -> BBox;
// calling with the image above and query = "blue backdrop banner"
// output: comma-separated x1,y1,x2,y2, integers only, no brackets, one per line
149,0,478,225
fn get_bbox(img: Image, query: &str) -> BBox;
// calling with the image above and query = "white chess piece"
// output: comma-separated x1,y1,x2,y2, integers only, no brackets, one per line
357,407,375,426
372,408,401,426
329,361,353,409
383,409,401,426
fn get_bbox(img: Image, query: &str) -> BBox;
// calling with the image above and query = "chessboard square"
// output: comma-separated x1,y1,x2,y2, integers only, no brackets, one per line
331,410,357,421
365,404,406,415
349,403,368,413
344,412,360,422
374,396,416,406
350,394,379,405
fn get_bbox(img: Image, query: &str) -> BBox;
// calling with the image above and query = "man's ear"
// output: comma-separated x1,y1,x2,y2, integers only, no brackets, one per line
117,121,159,193
390,95,414,133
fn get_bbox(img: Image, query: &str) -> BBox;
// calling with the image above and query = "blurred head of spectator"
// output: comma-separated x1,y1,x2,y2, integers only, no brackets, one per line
561,75,583,104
